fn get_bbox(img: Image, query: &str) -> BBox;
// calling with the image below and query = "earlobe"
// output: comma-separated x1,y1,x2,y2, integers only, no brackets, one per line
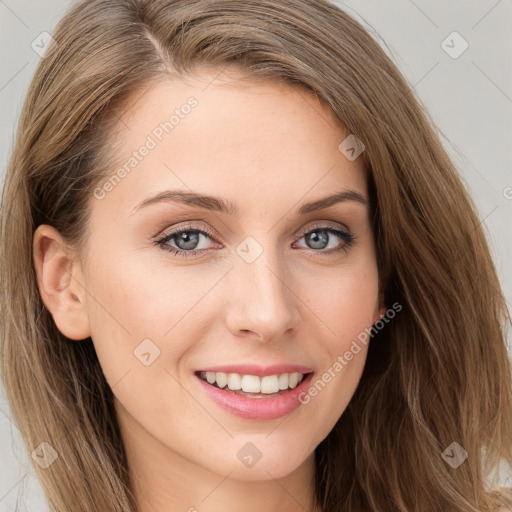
371,288,387,325
372,306,387,326
33,225,91,341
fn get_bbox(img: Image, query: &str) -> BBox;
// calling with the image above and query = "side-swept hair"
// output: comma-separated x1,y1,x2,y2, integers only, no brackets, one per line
1,1,511,510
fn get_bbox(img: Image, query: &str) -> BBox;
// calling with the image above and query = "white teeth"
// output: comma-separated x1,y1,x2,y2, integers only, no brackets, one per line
215,372,227,389
260,375,280,394
200,371,307,394
227,373,242,390
289,372,299,389
278,373,289,390
241,374,261,393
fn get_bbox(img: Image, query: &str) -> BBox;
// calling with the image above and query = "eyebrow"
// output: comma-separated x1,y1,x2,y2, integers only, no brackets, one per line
129,188,367,217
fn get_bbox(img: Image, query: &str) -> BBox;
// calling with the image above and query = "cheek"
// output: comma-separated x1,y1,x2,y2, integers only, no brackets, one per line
294,260,378,426
83,253,223,376
299,258,380,346
88,247,197,329
327,275,378,343
82,255,212,425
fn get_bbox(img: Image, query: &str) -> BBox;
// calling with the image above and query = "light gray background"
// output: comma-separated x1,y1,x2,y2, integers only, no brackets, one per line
1,1,511,510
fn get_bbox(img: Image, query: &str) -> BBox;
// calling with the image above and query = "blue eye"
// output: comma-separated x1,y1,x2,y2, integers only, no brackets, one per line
294,225,355,253
155,223,355,258
155,226,217,257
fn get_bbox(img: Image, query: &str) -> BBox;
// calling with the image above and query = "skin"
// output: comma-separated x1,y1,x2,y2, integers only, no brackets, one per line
33,67,385,512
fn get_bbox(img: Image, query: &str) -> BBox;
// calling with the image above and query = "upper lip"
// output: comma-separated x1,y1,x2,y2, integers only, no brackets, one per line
195,364,314,377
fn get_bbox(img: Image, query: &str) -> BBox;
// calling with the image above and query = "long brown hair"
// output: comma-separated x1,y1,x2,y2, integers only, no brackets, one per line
1,1,511,510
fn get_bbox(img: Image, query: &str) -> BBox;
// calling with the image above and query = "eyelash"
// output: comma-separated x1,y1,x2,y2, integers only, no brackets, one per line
155,222,355,258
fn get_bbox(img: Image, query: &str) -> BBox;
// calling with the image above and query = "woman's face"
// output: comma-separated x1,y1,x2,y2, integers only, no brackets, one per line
38,67,384,493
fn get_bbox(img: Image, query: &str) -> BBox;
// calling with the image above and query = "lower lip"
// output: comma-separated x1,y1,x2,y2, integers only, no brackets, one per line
195,372,314,421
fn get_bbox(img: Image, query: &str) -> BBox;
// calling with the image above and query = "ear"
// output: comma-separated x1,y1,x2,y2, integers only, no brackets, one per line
33,224,91,341
371,286,387,326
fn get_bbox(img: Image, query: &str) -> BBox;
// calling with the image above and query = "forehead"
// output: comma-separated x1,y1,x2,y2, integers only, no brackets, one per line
92,68,368,219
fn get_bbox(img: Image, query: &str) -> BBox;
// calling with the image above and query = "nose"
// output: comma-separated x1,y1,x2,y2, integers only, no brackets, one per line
224,248,302,343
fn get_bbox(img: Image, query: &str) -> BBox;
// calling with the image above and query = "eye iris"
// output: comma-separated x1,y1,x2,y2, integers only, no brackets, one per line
175,231,200,250
306,230,328,249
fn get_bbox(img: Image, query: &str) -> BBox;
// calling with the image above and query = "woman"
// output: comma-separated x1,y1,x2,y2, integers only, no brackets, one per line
1,0,511,511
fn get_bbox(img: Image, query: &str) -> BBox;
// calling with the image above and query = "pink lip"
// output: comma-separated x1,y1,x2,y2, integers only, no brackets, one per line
195,364,314,377
195,371,315,421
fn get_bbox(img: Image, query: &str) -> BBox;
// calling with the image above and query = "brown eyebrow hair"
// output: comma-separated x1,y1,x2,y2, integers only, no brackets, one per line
129,189,367,217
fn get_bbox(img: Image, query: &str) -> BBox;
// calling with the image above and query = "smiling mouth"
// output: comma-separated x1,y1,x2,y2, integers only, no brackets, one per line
195,370,311,399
